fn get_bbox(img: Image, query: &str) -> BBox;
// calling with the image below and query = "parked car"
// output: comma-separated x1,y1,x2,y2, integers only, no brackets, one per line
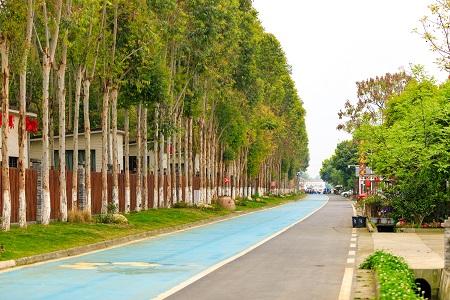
341,190,353,197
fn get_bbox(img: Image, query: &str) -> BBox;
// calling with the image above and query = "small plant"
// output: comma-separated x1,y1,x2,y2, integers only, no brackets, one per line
95,203,128,225
68,209,92,223
173,202,189,208
361,251,422,300
0,244,5,253
107,202,118,214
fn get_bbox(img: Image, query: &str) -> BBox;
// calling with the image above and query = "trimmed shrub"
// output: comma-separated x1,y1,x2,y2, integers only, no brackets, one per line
360,251,421,300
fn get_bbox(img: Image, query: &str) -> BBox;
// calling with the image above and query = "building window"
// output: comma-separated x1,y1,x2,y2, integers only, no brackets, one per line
9,157,18,168
54,149,96,171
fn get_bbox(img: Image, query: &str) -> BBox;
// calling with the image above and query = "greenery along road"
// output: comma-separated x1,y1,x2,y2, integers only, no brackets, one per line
0,194,303,261
0,0,309,231
321,72,450,225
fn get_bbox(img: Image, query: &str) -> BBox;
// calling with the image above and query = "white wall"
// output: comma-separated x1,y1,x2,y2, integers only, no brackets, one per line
30,132,124,172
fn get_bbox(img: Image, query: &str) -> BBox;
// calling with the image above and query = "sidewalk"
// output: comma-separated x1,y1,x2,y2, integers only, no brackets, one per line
352,229,444,299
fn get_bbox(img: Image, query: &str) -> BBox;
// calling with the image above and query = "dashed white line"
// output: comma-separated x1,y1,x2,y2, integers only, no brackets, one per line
154,198,330,300
346,257,355,264
348,250,356,256
350,243,356,248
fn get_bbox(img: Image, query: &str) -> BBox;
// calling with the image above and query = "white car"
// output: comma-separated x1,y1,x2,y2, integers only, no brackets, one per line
341,190,353,197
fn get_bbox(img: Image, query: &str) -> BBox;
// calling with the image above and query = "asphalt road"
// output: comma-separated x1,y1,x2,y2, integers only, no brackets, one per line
0,195,329,300
169,195,353,300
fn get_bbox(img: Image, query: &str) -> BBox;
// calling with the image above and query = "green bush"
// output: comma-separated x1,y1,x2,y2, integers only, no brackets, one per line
360,251,421,300
172,202,189,208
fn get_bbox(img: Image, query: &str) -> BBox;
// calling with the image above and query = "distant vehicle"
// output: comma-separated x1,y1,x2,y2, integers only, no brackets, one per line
334,185,343,195
341,190,353,197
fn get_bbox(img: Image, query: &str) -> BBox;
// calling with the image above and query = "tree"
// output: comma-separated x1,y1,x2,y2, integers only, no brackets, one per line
338,72,412,133
36,0,63,225
354,78,450,224
0,31,11,231
320,140,358,189
417,0,450,71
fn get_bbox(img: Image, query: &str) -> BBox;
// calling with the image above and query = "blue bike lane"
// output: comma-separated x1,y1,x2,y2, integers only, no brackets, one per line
0,195,327,300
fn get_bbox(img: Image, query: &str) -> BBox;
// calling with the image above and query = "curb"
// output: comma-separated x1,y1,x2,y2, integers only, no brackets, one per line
0,260,16,269
0,197,303,272
2,214,240,271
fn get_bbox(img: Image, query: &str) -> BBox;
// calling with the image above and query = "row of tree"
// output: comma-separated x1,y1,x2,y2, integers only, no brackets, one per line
321,0,449,224
0,0,309,231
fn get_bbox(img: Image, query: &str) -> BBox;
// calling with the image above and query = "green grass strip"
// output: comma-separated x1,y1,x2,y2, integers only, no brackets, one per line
0,193,303,261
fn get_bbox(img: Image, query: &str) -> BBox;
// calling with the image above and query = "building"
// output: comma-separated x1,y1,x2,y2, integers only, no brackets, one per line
0,109,38,168
30,130,125,172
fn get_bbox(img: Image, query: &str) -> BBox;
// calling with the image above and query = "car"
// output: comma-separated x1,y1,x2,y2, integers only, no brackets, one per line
341,190,353,197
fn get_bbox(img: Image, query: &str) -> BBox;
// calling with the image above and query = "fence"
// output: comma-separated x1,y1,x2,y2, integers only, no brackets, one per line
0,167,294,223
0,167,202,222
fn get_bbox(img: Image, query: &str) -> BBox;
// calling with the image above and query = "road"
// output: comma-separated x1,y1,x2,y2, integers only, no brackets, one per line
169,195,353,300
0,194,352,300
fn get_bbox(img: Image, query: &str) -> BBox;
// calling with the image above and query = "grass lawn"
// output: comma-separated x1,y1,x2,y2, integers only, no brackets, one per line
0,193,304,261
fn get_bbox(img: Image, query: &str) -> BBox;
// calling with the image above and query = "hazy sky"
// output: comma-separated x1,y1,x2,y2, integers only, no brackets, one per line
253,0,447,177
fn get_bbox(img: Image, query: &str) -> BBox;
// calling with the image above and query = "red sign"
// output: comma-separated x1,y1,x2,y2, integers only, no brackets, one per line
0,115,14,129
365,179,371,187
25,117,39,133
224,177,230,184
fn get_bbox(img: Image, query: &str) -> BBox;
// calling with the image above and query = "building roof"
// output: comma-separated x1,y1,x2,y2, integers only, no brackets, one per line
0,109,37,117
30,129,126,141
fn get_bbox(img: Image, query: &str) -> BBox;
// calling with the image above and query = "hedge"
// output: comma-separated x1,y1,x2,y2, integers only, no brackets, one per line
360,251,422,300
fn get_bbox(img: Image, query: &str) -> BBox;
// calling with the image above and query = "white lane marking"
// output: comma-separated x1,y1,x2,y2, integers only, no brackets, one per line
346,258,355,264
352,234,357,238
352,228,356,234
348,250,356,256
0,197,309,274
338,267,354,300
154,197,330,300
350,237,357,242
350,243,356,248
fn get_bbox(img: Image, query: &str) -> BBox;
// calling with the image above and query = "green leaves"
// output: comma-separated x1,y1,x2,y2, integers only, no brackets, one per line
361,251,420,300
320,140,358,189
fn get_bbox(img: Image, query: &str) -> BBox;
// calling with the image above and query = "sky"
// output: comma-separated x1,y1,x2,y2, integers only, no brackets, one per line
252,0,448,178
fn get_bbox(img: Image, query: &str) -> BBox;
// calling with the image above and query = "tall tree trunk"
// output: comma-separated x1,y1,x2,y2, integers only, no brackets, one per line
18,0,34,228
219,145,224,197
58,40,68,222
41,53,52,224
71,66,82,210
101,86,109,214
159,132,165,207
124,109,130,213
143,107,148,210
199,121,204,203
83,78,92,214
167,130,172,206
171,117,176,204
211,130,216,201
153,105,159,208
183,117,189,203
206,124,211,203
136,103,142,211
177,116,182,203
111,88,119,211
1,37,11,231
41,0,62,225
188,117,193,204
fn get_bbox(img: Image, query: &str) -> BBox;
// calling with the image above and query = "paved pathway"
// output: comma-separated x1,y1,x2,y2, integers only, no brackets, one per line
372,232,444,269
169,195,353,300
0,195,329,300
